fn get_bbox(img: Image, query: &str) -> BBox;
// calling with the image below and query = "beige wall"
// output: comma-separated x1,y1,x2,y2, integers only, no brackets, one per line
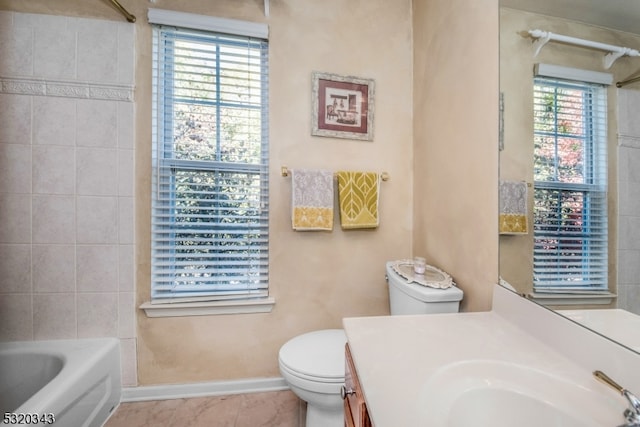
138,0,415,385
0,0,500,385
413,0,500,312
499,8,640,299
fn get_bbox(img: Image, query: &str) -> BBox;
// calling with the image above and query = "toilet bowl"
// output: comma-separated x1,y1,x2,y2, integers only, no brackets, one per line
278,329,346,427
279,261,464,427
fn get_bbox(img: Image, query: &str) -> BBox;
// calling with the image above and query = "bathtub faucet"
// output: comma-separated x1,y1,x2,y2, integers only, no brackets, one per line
593,370,640,427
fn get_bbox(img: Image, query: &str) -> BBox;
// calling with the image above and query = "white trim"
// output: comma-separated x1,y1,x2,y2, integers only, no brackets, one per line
121,377,289,402
534,63,613,85
148,8,268,39
618,135,640,149
529,292,616,306
0,76,134,101
140,297,275,317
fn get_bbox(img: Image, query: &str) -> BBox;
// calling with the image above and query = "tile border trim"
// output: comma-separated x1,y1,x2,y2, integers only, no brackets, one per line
0,76,134,102
619,135,640,149
121,377,289,402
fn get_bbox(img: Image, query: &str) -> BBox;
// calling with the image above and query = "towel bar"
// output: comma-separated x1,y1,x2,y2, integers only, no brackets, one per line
281,166,389,181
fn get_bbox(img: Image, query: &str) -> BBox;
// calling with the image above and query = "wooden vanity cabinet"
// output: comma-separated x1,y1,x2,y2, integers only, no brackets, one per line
344,344,372,427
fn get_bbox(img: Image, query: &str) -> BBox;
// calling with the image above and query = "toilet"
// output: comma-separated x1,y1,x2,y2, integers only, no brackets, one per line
278,261,464,427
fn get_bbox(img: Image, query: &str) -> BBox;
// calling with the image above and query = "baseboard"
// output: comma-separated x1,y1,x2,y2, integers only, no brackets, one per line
121,377,289,402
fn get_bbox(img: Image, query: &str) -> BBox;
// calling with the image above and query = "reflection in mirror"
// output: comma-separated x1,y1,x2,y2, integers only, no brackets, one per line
499,0,640,351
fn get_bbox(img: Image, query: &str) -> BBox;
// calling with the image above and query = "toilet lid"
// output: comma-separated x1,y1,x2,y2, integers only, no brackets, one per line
279,329,346,380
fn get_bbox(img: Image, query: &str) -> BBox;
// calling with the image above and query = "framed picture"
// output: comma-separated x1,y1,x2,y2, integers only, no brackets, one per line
311,72,375,141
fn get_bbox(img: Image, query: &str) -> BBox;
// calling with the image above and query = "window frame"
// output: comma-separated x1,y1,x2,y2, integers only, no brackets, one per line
531,75,609,296
142,12,273,317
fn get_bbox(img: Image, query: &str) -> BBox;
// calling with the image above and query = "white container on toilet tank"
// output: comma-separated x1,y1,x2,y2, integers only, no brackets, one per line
386,261,463,315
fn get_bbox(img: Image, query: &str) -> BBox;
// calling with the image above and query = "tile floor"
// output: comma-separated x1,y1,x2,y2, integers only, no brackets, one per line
103,390,305,427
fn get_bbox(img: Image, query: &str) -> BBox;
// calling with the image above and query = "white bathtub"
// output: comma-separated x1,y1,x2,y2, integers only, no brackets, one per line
0,338,121,427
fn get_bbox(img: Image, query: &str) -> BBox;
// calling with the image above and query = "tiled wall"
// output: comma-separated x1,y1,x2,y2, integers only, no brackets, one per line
0,12,137,385
617,88,640,315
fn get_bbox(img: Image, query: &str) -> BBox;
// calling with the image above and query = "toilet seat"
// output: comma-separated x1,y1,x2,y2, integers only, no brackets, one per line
279,329,346,382
279,359,344,384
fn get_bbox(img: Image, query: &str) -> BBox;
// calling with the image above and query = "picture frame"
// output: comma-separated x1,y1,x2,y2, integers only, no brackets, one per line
311,72,375,141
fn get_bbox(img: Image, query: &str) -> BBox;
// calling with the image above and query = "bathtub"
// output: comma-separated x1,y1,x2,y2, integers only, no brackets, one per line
0,338,121,427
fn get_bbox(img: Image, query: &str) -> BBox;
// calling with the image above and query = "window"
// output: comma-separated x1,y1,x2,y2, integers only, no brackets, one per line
150,20,269,305
532,75,607,293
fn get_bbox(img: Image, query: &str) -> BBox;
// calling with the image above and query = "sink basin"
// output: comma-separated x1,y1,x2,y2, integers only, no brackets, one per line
417,360,624,427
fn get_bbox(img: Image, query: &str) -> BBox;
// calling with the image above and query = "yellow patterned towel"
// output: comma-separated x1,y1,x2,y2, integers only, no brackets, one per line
499,180,528,234
337,171,380,229
291,169,334,231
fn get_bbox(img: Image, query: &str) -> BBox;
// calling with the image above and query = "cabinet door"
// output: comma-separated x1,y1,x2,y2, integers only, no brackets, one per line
344,344,372,427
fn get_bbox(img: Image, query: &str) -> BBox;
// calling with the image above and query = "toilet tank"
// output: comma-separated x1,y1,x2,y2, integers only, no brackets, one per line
386,261,463,315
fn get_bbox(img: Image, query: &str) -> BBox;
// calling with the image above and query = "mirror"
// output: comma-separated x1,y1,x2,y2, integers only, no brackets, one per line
499,0,640,352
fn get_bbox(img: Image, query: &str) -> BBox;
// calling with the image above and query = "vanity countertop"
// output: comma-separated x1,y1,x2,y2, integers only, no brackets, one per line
342,286,640,427
558,308,640,352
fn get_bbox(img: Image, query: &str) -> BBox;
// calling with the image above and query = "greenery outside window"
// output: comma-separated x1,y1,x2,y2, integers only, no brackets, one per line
149,22,269,308
532,76,608,294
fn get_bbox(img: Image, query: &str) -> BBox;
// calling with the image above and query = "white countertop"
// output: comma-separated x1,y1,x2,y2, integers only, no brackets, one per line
558,308,640,352
342,286,640,427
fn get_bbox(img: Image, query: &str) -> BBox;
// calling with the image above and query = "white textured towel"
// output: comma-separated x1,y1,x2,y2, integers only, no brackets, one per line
291,169,334,231
499,180,528,234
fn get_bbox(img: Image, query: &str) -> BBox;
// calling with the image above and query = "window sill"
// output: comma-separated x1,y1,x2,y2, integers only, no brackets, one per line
140,297,275,318
528,292,616,306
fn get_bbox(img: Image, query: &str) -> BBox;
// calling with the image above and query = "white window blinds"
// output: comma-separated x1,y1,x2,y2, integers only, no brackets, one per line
151,24,269,303
532,76,608,293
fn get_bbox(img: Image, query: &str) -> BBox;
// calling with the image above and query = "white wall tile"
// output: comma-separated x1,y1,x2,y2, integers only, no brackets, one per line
618,250,635,285
32,195,75,244
618,179,629,216
0,294,33,341
118,244,134,292
118,291,135,338
0,12,33,77
77,100,118,148
119,197,134,244
619,216,640,252
618,90,640,137
76,245,118,292
77,196,118,244
0,143,32,194
1,13,136,384
118,149,134,196
77,292,118,338
117,25,135,85
33,145,76,195
32,15,77,80
117,102,134,149
77,19,118,83
617,90,640,313
617,284,640,315
119,338,138,386
0,193,31,244
33,96,77,146
627,148,640,183
0,244,31,293
0,94,32,145
76,148,118,196
32,244,76,293
33,293,77,339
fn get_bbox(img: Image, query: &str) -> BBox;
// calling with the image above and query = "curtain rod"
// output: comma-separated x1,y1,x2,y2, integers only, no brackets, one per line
528,29,640,69
617,75,640,88
109,0,136,23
